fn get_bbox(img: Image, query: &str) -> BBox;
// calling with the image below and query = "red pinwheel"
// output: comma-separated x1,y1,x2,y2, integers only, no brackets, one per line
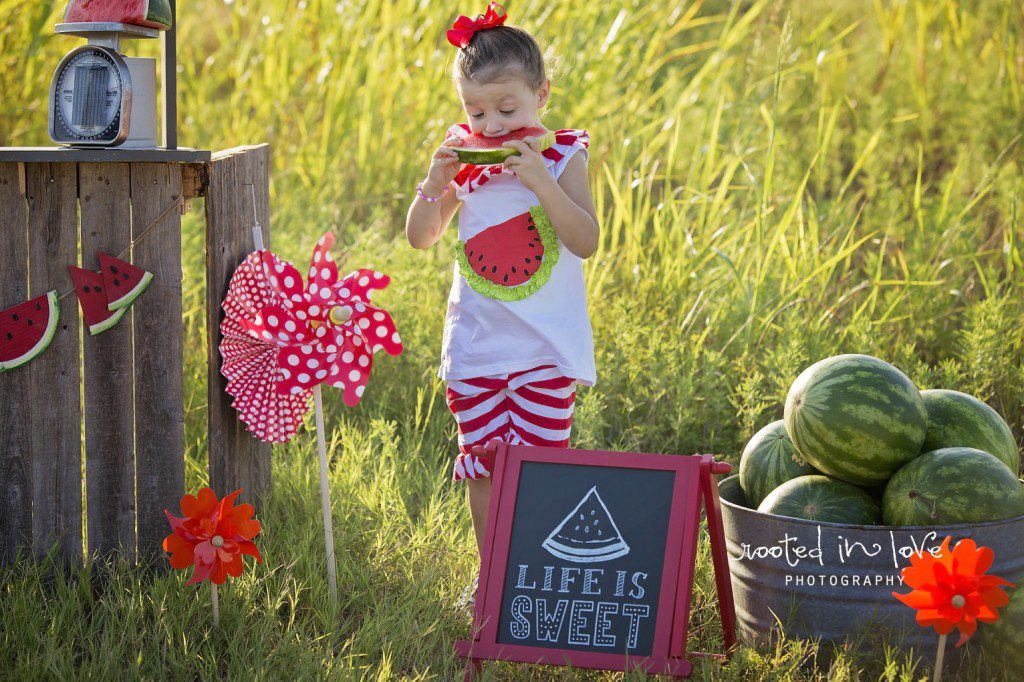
220,233,402,442
219,232,402,605
447,2,507,48
164,487,261,585
164,487,262,627
893,536,1014,680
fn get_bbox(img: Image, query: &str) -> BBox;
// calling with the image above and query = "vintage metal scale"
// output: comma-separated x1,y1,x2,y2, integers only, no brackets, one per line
49,22,161,148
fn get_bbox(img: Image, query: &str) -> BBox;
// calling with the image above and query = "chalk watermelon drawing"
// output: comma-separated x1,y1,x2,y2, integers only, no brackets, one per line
542,487,630,563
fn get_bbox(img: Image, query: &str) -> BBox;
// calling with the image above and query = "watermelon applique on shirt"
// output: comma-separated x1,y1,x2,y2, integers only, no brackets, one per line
455,205,558,302
542,487,630,563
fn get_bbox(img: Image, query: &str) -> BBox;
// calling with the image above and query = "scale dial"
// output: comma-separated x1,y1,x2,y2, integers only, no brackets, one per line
49,45,132,146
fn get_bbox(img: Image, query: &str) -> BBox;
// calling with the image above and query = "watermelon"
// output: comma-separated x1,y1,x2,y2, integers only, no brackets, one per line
883,447,1024,526
455,205,558,301
0,292,60,372
68,266,127,335
738,420,818,508
784,354,928,486
921,389,1019,475
757,475,882,525
99,252,152,310
979,586,1024,676
63,0,172,30
451,126,554,165
542,487,630,563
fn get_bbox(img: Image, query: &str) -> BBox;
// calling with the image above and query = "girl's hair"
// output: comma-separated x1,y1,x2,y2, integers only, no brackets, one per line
454,25,546,89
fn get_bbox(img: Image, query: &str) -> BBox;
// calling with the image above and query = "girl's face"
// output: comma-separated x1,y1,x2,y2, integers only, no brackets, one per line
456,76,550,137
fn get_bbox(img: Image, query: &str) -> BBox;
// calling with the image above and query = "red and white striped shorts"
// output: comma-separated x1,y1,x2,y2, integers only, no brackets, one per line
446,365,577,481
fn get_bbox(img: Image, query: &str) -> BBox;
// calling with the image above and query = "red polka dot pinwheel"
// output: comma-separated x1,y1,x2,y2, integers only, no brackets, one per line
219,233,403,442
164,487,261,626
218,232,402,604
893,536,1014,679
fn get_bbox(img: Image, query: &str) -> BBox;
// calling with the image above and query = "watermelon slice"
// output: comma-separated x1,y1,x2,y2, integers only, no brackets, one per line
63,0,173,31
0,292,60,372
99,252,153,311
68,266,128,335
455,205,559,301
542,487,630,563
451,126,554,165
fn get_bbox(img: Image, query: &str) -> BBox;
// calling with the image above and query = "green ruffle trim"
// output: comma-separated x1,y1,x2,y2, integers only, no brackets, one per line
455,205,559,302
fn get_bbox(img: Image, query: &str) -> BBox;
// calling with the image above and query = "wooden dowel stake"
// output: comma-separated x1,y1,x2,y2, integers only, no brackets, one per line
313,385,338,606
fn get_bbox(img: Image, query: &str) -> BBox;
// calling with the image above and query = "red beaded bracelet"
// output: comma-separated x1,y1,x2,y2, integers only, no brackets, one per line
416,180,449,203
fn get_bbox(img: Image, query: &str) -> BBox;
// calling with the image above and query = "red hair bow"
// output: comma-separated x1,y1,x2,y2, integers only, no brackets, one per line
447,2,507,49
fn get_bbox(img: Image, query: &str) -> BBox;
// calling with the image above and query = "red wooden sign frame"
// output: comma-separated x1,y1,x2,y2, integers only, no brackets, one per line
454,442,736,679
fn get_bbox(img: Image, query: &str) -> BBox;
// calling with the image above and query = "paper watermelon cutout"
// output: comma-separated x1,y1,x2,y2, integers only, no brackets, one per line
219,234,403,443
99,252,152,310
542,487,630,563
455,206,558,301
0,292,59,372
451,126,554,165
63,0,173,31
68,266,128,335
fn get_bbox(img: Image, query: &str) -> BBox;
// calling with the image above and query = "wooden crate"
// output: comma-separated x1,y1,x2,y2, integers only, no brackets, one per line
0,145,271,568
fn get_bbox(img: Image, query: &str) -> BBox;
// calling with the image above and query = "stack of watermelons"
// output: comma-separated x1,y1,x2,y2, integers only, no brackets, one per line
737,353,1024,671
738,354,1024,526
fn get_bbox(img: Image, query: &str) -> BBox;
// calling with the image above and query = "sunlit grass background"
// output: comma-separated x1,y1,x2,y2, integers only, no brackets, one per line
2,0,1023,678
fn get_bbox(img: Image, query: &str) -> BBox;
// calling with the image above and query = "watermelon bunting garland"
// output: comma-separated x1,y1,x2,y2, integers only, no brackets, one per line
69,253,153,335
1,251,151,368
99,252,153,311
69,266,127,335
0,292,60,371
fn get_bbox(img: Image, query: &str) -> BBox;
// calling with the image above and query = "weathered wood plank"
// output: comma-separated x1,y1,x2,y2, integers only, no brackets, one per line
25,163,82,567
242,145,272,505
130,163,185,568
0,162,32,565
79,164,136,562
206,145,272,510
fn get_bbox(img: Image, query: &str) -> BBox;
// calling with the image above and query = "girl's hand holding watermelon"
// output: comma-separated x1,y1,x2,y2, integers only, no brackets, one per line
501,136,552,193
406,138,462,249
422,137,462,197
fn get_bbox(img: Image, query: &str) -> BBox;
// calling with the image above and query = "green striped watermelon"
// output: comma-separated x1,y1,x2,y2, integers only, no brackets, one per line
921,389,1020,476
882,447,1024,526
738,420,818,508
784,354,927,486
757,475,882,525
979,586,1024,676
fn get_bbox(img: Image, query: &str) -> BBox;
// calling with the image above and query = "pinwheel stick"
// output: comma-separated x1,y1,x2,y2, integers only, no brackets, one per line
244,190,337,605
314,385,339,605
933,633,946,682
211,582,219,628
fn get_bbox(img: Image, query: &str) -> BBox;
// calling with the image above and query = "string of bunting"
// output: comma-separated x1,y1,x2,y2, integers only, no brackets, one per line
1,193,181,371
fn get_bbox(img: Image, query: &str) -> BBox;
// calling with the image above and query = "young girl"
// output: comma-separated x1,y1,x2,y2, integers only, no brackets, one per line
406,1,598,588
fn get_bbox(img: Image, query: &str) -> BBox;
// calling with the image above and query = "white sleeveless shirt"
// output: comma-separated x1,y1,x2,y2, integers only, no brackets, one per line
437,126,596,386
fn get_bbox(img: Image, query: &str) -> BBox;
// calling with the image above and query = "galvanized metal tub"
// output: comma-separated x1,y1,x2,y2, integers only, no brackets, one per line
718,475,1024,652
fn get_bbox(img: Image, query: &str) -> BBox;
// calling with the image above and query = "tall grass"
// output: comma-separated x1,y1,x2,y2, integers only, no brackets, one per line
2,0,1023,678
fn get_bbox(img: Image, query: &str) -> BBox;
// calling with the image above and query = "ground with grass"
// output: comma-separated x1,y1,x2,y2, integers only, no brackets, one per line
2,0,1023,678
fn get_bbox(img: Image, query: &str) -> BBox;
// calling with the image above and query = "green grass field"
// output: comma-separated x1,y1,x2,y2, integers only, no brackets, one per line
2,0,1023,678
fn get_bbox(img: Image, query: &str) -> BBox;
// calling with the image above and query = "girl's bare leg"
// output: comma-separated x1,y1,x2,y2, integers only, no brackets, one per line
466,476,492,557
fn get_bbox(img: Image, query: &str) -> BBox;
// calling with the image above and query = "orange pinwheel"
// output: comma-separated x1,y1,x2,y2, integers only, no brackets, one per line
893,536,1014,647
163,487,262,585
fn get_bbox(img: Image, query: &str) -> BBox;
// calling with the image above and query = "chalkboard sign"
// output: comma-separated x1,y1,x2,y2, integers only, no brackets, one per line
454,443,736,679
